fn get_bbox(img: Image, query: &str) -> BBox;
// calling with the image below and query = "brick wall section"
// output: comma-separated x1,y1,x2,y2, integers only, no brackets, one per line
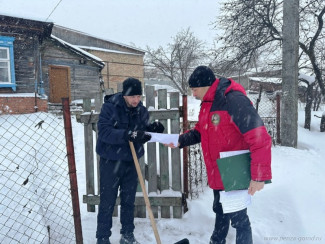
88,50,144,92
0,96,48,114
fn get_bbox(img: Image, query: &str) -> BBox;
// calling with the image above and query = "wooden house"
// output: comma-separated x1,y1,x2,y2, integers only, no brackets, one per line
41,35,104,104
52,25,146,92
0,14,104,114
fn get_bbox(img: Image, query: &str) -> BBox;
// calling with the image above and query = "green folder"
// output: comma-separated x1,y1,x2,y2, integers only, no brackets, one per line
216,152,271,192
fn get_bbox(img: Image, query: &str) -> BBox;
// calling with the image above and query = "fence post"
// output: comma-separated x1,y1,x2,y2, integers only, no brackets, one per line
83,98,96,212
170,92,182,218
62,97,84,244
276,94,281,144
158,89,170,218
146,85,158,218
182,94,189,213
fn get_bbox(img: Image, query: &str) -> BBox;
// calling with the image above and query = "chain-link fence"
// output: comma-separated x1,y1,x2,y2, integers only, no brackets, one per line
0,112,76,243
188,122,207,200
248,91,279,144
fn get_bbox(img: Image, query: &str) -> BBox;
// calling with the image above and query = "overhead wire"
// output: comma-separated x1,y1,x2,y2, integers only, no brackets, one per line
45,0,63,22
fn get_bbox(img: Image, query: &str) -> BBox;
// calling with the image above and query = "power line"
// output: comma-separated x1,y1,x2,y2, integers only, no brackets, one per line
45,0,63,22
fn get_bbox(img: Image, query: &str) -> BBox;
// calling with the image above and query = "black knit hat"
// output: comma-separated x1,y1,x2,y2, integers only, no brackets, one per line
188,66,216,88
122,78,142,96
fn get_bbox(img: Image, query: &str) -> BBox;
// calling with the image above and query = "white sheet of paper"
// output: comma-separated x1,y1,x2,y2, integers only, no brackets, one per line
219,190,251,213
147,132,179,146
219,149,250,158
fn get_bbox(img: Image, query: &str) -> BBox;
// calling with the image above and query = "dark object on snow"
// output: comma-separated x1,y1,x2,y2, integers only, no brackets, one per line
314,114,325,132
35,120,44,129
174,238,190,244
320,114,325,132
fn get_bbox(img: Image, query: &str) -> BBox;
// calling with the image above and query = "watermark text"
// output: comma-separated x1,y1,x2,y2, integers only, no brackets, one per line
264,235,322,242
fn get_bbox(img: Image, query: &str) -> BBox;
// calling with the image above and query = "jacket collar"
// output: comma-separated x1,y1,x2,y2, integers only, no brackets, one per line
203,78,246,102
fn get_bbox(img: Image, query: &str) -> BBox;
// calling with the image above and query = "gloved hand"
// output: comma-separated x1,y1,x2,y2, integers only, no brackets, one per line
127,130,152,143
147,121,165,133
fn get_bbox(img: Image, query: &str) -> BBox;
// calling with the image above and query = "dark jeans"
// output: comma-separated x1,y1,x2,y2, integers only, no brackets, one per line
211,190,253,244
96,158,138,239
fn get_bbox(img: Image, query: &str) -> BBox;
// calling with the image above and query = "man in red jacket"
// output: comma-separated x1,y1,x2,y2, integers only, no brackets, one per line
169,66,272,244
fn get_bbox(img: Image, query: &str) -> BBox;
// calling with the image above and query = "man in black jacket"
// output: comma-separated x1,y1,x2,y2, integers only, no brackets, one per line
96,78,164,244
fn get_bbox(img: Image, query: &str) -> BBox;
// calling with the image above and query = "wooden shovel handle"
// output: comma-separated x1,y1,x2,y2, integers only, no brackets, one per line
129,141,162,244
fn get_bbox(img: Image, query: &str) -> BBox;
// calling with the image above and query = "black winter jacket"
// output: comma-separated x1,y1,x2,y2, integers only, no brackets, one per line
96,93,150,161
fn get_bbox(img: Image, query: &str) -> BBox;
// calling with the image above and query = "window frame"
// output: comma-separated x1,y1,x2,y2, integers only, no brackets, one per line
0,36,16,91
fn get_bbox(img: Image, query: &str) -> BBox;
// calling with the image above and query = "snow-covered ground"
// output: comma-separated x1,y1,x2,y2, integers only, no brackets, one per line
72,99,325,244
1,91,324,244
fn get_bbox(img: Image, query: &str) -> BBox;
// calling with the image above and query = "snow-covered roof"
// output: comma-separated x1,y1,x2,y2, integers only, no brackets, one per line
50,35,105,67
0,12,52,23
244,67,282,75
299,73,316,85
249,77,282,84
54,25,145,54
77,45,143,56
0,93,38,97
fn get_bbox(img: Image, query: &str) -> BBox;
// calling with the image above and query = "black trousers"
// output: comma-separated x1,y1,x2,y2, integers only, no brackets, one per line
96,158,138,239
211,190,253,244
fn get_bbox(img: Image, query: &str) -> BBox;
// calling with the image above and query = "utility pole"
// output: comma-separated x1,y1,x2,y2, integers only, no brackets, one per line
281,0,299,147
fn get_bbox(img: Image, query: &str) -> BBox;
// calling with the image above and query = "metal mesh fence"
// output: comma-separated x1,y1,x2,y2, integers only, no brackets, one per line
248,92,278,143
188,122,207,200
0,112,75,243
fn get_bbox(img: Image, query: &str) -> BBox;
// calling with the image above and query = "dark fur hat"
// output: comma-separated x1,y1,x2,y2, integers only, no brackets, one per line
122,78,142,96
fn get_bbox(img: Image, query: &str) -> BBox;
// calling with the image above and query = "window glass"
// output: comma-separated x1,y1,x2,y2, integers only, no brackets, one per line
0,47,10,83
0,48,8,59
0,61,9,82
0,37,15,90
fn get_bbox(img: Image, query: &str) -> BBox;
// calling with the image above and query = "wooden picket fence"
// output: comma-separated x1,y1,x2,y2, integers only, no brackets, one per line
78,85,184,219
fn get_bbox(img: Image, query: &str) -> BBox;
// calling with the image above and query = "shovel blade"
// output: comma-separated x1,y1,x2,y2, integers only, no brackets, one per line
174,238,189,244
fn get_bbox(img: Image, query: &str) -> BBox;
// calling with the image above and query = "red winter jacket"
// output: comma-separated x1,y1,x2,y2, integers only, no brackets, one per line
179,78,272,190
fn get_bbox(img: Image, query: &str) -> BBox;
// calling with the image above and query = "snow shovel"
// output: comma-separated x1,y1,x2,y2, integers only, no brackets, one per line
129,141,189,244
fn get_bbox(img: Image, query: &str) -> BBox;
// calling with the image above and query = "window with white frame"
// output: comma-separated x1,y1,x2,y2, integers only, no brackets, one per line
0,47,11,83
0,36,16,91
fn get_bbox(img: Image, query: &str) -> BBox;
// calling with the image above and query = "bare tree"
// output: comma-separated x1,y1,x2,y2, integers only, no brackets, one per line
212,0,325,97
213,0,325,132
300,77,315,130
145,28,208,95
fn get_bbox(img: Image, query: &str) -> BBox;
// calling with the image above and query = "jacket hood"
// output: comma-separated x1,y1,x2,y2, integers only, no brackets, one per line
104,92,121,104
203,77,246,102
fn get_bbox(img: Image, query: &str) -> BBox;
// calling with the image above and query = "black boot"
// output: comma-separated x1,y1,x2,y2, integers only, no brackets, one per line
120,232,140,244
97,237,111,244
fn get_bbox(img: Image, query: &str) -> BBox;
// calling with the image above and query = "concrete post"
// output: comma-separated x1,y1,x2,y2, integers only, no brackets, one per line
281,0,299,147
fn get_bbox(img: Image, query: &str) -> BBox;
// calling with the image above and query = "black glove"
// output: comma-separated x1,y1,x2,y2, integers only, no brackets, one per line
147,121,165,133
127,130,152,143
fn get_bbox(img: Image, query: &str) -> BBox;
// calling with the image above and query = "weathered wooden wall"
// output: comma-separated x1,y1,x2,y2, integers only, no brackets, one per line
0,31,40,94
52,25,145,93
0,15,53,94
41,38,102,101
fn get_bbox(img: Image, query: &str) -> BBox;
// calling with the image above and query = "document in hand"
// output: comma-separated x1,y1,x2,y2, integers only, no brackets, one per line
147,132,179,147
219,190,251,213
217,151,271,192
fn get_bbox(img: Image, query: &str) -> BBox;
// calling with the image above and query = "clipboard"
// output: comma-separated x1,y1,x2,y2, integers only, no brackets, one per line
217,152,271,192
